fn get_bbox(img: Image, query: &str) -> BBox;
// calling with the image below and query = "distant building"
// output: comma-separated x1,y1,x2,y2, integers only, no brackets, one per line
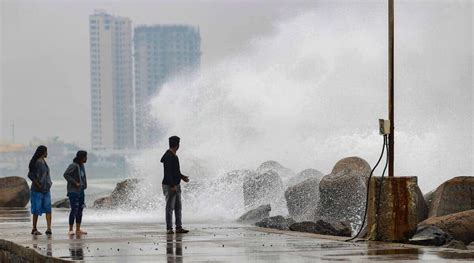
134,25,201,148
89,10,134,150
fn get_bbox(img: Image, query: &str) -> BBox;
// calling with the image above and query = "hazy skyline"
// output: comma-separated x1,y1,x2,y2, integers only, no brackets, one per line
1,0,472,151
1,0,316,147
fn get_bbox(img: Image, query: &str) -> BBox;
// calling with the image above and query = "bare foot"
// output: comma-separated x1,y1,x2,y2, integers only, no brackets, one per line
76,230,88,235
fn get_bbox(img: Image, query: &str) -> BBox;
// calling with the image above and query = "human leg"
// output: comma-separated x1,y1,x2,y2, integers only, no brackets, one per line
68,193,80,234
43,192,52,234
30,191,43,235
174,186,182,229
163,185,176,231
75,192,86,235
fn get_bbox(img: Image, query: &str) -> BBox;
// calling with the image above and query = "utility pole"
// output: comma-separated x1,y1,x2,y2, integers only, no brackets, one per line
388,0,395,177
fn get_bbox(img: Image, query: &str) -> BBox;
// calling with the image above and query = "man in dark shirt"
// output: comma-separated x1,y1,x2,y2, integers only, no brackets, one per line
161,136,190,234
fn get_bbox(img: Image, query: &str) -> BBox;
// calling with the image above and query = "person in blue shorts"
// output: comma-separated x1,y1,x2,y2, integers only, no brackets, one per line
27,145,53,235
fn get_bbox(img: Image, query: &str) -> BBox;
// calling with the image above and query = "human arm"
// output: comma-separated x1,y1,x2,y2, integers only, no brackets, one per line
176,157,189,183
181,174,189,183
28,170,42,190
64,164,80,187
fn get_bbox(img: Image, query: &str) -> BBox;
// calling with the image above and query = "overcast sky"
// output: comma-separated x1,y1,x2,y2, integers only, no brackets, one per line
1,0,472,149
1,0,317,146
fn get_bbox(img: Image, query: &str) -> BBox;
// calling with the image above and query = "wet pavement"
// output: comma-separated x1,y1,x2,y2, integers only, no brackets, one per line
1,208,474,262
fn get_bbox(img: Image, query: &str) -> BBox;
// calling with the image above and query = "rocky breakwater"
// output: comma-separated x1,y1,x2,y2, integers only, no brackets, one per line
256,161,295,184
238,204,271,224
93,179,141,209
284,169,323,221
243,161,289,214
316,157,371,231
0,176,30,207
426,176,474,218
410,209,474,248
289,220,352,237
408,176,474,249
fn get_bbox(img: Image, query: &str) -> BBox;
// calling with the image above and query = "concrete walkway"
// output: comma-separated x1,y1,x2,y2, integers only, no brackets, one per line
1,208,474,262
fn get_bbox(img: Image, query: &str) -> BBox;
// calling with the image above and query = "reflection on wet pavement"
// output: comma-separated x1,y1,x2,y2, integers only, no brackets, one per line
1,209,473,262
69,234,85,260
167,233,183,263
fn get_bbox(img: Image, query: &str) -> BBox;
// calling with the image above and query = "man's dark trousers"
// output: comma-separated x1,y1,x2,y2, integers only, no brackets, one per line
162,184,182,230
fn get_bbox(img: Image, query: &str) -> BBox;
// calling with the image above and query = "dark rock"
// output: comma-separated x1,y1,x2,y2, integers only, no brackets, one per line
414,185,430,223
255,216,295,230
428,176,474,218
52,198,70,208
238,204,271,223
0,176,30,207
285,177,320,221
93,178,141,209
442,240,468,250
93,196,113,209
289,220,352,237
110,178,140,204
287,169,324,187
316,157,371,230
409,225,452,246
419,209,474,245
243,171,284,211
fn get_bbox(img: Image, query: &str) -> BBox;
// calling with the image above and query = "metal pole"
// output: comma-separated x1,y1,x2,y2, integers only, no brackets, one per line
388,0,395,177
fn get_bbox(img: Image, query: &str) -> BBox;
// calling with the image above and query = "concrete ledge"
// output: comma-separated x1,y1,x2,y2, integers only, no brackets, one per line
0,239,71,263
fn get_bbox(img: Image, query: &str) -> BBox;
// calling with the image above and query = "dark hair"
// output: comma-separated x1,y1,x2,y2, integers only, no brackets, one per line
28,145,47,171
73,150,87,163
169,136,180,148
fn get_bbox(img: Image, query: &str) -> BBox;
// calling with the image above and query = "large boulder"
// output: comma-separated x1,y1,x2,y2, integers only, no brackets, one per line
285,177,320,221
428,176,474,218
255,216,295,230
238,204,271,223
256,161,295,182
52,198,70,208
287,169,324,187
243,170,284,212
93,178,141,209
289,220,352,237
93,196,113,209
418,209,474,245
316,157,371,230
0,176,30,207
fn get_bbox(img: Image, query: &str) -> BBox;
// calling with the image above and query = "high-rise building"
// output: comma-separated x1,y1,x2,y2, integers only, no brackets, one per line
89,10,134,150
134,25,201,148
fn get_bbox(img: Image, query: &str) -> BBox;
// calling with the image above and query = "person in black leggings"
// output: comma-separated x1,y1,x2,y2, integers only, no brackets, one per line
63,151,88,236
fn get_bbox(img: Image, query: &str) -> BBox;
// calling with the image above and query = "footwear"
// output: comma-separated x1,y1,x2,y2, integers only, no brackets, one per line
45,229,52,235
175,228,189,234
68,230,75,236
31,229,42,235
76,230,88,235
166,229,174,234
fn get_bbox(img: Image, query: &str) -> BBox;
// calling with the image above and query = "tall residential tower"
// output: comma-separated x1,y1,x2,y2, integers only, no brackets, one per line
89,10,134,150
134,25,201,148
